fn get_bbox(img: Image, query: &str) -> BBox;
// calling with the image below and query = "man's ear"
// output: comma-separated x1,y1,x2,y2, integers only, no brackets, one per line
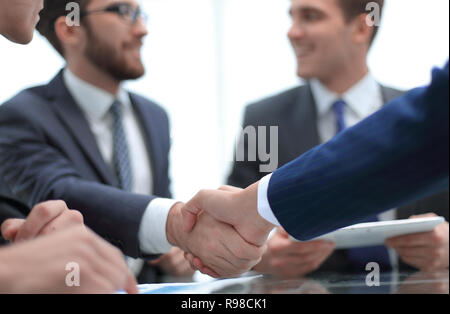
54,15,85,53
351,14,374,47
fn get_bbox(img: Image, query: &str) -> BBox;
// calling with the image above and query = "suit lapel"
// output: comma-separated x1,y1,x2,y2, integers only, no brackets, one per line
46,72,119,187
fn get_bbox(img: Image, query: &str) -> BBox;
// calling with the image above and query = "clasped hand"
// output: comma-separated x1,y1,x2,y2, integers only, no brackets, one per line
173,183,276,278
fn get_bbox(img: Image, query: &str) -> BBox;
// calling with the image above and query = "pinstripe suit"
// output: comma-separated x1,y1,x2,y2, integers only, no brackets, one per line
266,63,449,243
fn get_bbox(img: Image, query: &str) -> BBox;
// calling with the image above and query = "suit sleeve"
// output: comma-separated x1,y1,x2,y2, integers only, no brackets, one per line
0,105,155,258
264,62,449,241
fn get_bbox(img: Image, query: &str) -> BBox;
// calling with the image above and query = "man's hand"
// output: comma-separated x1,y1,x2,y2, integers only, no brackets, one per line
181,184,275,247
0,225,138,294
1,200,84,242
149,247,195,278
386,213,449,271
166,202,266,278
252,228,335,278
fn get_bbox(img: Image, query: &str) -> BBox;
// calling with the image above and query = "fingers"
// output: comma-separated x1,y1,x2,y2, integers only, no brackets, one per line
40,210,84,236
396,245,446,261
252,234,335,278
272,248,334,278
185,253,220,278
181,193,206,232
79,227,139,293
2,224,137,294
192,262,220,278
183,212,264,278
124,273,139,294
409,213,437,219
182,189,237,233
387,221,448,271
386,230,442,248
197,265,220,278
185,252,199,272
212,222,264,276
395,247,430,259
184,213,334,278
1,219,25,242
223,228,266,262
15,201,69,241
182,186,273,249
153,248,195,277
388,214,444,248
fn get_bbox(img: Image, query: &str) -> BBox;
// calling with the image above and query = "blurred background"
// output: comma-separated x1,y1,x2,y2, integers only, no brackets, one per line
0,0,448,201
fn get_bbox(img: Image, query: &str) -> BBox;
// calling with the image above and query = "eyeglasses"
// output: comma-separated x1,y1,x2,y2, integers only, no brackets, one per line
81,2,147,25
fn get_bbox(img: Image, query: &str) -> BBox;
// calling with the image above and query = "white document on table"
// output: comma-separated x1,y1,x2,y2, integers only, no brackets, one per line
118,275,262,294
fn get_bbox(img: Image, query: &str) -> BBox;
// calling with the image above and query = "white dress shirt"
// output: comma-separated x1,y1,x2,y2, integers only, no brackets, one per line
63,69,175,257
310,74,384,143
258,73,396,227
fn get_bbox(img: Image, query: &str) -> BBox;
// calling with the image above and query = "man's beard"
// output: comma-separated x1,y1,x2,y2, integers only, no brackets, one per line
84,26,145,82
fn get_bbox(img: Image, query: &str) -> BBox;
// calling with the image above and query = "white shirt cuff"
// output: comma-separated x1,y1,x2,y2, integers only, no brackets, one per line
138,198,178,254
257,173,281,227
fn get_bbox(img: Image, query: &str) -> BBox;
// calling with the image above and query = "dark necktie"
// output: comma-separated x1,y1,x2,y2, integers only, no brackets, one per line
111,100,133,192
332,99,347,134
332,99,392,273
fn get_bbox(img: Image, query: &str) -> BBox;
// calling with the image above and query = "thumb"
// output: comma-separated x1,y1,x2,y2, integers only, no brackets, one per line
183,189,235,232
181,202,202,233
182,190,215,232
1,219,25,242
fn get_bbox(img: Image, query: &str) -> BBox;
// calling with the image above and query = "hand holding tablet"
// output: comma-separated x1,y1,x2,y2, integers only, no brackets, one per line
294,217,445,249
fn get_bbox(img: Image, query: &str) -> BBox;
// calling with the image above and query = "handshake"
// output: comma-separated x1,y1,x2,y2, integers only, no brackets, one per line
166,182,276,278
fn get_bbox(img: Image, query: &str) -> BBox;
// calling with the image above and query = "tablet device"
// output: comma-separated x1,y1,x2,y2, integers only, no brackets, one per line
294,217,445,249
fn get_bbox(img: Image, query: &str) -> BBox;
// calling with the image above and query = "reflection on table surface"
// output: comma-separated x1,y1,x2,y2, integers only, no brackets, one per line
211,270,449,294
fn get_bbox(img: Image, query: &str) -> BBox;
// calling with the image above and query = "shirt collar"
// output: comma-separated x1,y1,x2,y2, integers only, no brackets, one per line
63,68,131,121
310,72,382,119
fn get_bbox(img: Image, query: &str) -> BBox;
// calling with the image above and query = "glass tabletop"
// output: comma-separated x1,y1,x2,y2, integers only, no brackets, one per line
211,270,449,294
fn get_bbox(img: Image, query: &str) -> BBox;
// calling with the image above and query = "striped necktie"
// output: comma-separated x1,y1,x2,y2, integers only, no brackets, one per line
111,99,133,192
332,99,347,134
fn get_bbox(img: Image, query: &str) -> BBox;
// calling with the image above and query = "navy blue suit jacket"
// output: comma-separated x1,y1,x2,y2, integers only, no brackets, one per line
0,71,171,258
268,62,449,240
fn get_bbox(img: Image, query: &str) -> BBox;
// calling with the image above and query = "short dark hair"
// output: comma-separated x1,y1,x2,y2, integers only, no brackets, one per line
36,0,91,56
335,0,384,46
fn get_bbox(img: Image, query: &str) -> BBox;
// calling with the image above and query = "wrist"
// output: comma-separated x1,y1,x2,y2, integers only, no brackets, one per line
246,182,275,232
240,182,276,245
166,202,185,249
